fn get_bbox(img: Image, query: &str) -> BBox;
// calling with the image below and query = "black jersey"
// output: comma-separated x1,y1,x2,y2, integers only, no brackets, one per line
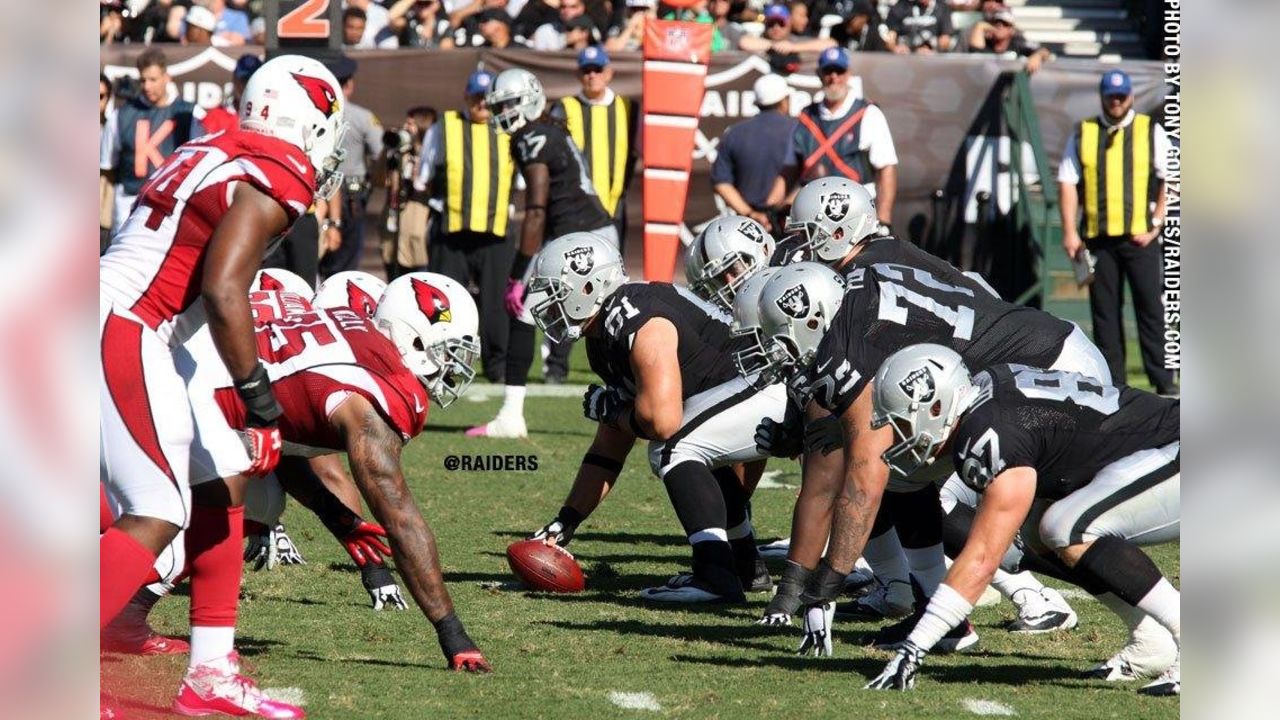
789,260,1074,415
511,120,611,238
586,283,747,399
953,364,1179,499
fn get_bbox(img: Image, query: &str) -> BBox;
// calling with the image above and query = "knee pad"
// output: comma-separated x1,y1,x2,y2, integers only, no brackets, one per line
244,474,286,527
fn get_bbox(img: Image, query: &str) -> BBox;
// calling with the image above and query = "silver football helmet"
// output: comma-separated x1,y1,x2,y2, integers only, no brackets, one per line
729,266,780,378
785,177,879,264
486,68,546,134
525,232,628,343
750,262,847,388
686,215,776,311
870,343,977,477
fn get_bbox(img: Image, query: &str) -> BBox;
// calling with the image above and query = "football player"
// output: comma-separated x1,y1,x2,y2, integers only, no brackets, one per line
99,55,344,717
750,257,1118,654
468,68,617,439
864,345,1180,695
525,233,789,602
685,215,777,313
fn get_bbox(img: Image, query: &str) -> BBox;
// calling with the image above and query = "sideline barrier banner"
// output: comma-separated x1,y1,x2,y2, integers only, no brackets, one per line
101,47,1164,275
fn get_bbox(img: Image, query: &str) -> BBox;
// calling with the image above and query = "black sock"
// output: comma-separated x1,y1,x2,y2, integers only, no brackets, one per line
504,320,535,388
711,467,759,579
664,462,740,596
690,541,744,599
1072,536,1163,607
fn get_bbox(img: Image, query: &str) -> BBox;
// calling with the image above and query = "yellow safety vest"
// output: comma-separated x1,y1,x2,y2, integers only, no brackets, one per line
558,94,631,217
443,110,515,237
1076,113,1156,238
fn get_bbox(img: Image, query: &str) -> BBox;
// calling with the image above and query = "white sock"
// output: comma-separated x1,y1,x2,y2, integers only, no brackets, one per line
189,625,236,669
903,543,947,597
863,530,911,604
991,569,1044,602
499,385,526,418
1136,578,1180,645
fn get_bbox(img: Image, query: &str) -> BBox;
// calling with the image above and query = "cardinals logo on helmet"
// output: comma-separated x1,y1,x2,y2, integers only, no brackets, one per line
347,281,380,319
257,272,285,292
291,73,341,119
411,278,452,324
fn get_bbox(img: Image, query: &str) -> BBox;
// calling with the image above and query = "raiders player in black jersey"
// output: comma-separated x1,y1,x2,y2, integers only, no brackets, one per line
469,68,616,440
864,345,1180,696
522,233,789,603
748,179,1100,640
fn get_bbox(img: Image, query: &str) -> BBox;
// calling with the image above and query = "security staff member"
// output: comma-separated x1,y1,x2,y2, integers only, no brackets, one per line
766,46,898,229
544,46,637,383
711,73,796,231
1059,70,1175,395
99,48,204,236
321,56,385,277
416,70,517,383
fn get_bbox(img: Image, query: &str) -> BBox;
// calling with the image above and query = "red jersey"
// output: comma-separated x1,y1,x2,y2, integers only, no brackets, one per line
100,129,316,346
201,106,239,136
249,290,313,325
205,308,429,451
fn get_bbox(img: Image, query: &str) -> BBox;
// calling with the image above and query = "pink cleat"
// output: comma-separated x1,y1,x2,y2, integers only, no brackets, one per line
103,632,190,655
173,653,304,719
465,413,527,439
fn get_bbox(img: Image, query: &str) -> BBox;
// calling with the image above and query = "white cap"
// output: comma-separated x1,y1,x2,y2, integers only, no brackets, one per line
185,6,217,33
753,74,789,108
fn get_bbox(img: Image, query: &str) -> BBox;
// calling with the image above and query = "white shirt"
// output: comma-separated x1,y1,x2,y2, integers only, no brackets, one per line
816,92,899,170
346,1,400,48
1057,110,1170,184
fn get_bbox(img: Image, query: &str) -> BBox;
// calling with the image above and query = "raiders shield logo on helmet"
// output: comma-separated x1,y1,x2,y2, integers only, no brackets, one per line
776,285,811,319
737,219,766,245
898,366,937,403
565,246,595,276
823,192,851,222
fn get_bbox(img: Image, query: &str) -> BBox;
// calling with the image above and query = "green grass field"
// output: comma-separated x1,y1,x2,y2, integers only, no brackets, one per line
102,372,1179,720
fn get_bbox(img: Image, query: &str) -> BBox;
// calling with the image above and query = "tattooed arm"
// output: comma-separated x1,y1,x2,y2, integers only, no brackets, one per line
331,395,490,671
826,385,894,575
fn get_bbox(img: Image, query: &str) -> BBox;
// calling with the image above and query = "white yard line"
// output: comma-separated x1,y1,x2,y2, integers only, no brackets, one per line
608,691,662,712
263,687,306,706
755,470,797,490
465,383,591,401
1055,588,1099,601
961,698,1017,716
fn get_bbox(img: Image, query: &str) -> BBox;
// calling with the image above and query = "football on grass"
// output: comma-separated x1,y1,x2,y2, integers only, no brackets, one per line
506,540,585,593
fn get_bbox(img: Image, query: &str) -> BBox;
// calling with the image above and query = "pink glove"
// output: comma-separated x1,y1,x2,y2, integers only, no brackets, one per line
504,278,526,317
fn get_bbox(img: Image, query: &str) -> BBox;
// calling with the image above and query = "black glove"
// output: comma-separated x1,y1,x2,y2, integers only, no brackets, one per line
582,384,628,425
755,402,803,458
802,414,843,456
531,505,585,546
799,558,847,606
758,560,811,626
865,640,926,690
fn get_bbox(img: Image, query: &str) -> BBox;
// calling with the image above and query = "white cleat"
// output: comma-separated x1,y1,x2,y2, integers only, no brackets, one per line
757,538,790,559
173,652,305,719
465,413,528,439
639,574,744,604
1008,587,1079,633
834,579,914,620
1085,614,1178,681
1138,654,1180,696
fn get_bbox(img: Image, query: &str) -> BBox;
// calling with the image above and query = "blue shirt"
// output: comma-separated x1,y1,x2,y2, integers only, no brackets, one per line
217,9,252,39
710,111,797,210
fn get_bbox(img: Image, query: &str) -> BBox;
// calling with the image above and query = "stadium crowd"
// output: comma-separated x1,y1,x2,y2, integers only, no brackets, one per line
100,0,1050,67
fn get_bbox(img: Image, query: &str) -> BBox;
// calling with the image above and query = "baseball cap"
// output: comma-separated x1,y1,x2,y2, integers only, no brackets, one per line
476,8,512,26
1100,69,1132,97
818,47,850,73
753,74,789,107
578,46,610,70
465,69,495,97
566,16,596,32
233,54,263,82
987,8,1016,25
185,5,217,33
328,55,358,83
764,5,790,24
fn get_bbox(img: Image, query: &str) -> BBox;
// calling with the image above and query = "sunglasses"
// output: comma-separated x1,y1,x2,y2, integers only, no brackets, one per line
765,19,787,27
819,66,847,76
580,66,606,75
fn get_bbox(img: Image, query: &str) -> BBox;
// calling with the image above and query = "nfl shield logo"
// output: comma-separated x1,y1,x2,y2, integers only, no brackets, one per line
565,246,595,276
776,285,810,319
664,27,690,55
898,366,936,403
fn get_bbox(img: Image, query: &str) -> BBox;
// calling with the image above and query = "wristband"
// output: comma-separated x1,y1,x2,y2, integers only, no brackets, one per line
316,497,363,541
509,252,533,280
234,363,283,427
905,583,974,653
556,505,586,531
801,557,847,604
433,612,478,660
582,453,623,475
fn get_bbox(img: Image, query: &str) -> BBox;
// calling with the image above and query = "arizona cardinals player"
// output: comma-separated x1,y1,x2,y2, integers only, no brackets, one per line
169,272,489,702
98,54,345,717
313,270,387,319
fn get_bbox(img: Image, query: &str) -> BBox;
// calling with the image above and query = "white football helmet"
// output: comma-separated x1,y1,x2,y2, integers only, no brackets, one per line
374,272,480,408
729,266,780,378
686,215,776,311
239,54,347,200
485,68,546,134
751,262,847,387
525,232,628,343
313,271,388,319
870,344,978,478
252,268,314,297
785,177,879,264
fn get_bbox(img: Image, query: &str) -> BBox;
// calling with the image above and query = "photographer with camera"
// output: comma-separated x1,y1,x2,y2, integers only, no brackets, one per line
382,106,438,279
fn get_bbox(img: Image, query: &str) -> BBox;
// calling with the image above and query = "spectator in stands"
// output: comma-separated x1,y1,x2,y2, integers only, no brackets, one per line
347,0,401,48
965,7,1052,73
830,0,891,52
250,16,266,44
389,0,451,48
203,0,251,45
444,8,520,47
130,0,183,43
885,0,955,54
768,47,898,227
787,1,814,38
100,1,127,44
344,7,369,47
738,5,835,62
513,0,559,40
529,0,599,50
712,73,796,231
564,15,598,49
604,0,655,52
708,0,745,50
183,5,217,46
